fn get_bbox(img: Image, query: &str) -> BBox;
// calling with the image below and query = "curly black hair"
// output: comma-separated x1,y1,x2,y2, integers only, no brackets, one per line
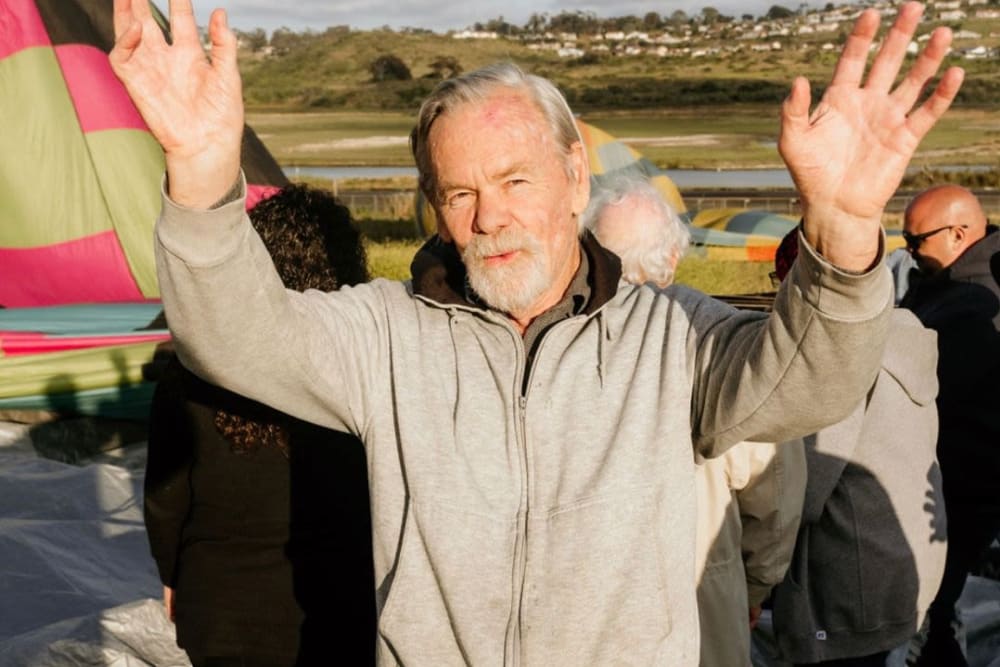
250,183,369,290
214,184,369,455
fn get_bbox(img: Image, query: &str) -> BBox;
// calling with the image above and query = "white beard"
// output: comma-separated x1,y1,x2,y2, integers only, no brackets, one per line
462,230,550,317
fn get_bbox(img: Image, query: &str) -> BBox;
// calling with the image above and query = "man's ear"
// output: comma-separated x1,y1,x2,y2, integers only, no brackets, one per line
568,141,591,218
951,223,967,249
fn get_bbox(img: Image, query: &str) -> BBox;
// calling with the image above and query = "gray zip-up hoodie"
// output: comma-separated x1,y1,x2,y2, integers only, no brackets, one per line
155,181,892,665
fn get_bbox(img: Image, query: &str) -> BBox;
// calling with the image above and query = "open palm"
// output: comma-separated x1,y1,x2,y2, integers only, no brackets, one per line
110,0,243,208
778,3,963,269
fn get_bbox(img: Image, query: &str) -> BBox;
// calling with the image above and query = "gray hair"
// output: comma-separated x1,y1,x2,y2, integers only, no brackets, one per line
410,63,584,202
583,170,690,287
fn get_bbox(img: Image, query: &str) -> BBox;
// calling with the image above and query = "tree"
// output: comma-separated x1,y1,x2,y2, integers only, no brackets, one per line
369,54,412,82
669,9,689,29
765,5,795,20
526,12,547,34
701,7,721,25
238,28,267,53
428,56,462,79
643,11,662,30
484,16,518,36
269,27,301,53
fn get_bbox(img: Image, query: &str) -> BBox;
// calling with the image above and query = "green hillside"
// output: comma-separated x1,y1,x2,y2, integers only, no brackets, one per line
237,18,1000,112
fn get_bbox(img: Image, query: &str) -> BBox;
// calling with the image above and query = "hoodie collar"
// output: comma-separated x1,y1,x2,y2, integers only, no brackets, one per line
945,225,1000,283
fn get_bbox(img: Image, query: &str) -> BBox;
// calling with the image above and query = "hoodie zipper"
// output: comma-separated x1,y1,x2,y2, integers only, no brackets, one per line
501,315,530,667
426,300,614,665
506,393,529,666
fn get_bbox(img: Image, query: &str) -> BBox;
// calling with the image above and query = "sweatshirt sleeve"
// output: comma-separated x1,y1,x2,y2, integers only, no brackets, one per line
688,230,893,457
154,173,388,437
735,440,807,607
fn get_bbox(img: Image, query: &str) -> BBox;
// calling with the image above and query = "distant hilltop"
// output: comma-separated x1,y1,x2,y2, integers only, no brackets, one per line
226,1,1000,111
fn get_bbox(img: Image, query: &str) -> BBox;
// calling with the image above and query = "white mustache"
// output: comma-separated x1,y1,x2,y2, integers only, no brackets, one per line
464,231,540,262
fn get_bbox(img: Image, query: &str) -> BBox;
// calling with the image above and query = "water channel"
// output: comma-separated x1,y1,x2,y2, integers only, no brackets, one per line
285,166,798,189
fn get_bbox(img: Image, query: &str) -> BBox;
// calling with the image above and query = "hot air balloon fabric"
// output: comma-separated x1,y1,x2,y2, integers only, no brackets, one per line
0,0,287,417
0,0,287,308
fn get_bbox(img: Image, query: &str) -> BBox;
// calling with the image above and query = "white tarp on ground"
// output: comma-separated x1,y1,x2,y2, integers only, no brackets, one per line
0,419,997,666
0,421,191,667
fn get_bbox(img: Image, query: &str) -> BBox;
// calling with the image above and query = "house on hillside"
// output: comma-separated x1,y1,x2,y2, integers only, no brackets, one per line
452,30,498,39
962,45,996,59
939,10,967,21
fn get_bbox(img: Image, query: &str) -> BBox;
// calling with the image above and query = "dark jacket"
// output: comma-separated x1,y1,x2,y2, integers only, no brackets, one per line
144,357,376,664
901,226,1000,507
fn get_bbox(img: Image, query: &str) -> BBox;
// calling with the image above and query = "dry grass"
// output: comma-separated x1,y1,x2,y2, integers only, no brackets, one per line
364,237,774,295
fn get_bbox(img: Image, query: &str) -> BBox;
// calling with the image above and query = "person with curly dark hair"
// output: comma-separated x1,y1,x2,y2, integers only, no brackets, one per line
144,184,375,667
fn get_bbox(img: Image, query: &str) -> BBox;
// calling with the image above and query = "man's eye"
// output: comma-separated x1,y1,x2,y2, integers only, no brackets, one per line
446,192,473,209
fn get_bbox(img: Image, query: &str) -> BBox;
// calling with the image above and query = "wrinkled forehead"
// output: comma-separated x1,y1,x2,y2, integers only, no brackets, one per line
425,97,566,193
429,92,553,152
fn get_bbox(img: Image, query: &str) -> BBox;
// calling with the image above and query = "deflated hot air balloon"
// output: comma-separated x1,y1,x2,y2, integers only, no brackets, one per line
0,0,288,417
0,0,287,308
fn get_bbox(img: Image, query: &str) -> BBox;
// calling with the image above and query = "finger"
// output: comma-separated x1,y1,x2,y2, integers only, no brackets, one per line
168,0,200,46
830,9,881,87
208,9,238,73
905,66,965,141
131,0,154,21
113,0,134,41
865,1,924,92
128,0,168,49
891,26,954,110
109,20,143,66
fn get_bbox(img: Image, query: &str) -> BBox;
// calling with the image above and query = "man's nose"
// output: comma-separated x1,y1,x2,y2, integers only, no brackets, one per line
472,189,509,235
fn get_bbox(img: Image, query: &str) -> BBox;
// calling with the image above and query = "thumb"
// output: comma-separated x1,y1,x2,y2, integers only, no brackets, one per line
109,20,143,68
781,76,811,138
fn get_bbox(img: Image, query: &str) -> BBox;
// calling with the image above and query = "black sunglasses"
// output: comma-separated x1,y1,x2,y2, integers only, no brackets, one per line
902,224,968,251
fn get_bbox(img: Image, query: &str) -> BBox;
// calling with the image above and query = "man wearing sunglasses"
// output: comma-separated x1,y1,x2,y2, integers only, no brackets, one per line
900,185,1000,667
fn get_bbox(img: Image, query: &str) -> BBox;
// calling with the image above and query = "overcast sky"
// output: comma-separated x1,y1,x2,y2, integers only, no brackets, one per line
194,1,829,33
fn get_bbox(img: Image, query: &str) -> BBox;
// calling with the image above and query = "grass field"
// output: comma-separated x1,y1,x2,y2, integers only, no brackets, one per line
363,236,774,295
252,107,1000,170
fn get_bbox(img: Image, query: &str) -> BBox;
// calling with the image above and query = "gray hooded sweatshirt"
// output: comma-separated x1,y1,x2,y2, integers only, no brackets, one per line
155,181,892,665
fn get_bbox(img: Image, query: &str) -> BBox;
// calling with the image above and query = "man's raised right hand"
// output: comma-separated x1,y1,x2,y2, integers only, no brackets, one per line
110,0,244,209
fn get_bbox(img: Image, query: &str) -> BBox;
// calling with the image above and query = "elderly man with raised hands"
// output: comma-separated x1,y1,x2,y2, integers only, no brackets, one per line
111,1,962,663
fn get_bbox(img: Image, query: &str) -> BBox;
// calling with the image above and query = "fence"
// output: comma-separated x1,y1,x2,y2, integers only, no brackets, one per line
336,191,415,221
683,192,1000,218
337,190,1000,227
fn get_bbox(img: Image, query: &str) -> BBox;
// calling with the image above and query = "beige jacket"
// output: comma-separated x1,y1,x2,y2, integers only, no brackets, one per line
695,440,806,667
